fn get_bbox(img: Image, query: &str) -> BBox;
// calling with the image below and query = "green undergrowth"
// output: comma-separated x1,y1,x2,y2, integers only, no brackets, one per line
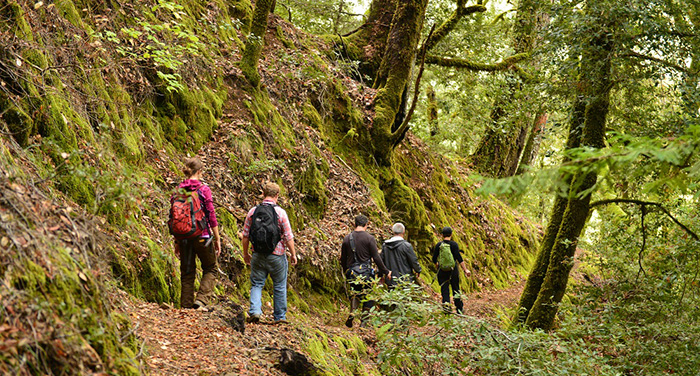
0,142,140,374
304,329,378,376
363,283,626,376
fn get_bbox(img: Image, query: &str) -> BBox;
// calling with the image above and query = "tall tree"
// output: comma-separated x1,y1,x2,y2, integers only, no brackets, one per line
341,0,398,83
240,0,275,87
470,0,543,177
365,0,430,166
516,111,547,174
514,0,622,330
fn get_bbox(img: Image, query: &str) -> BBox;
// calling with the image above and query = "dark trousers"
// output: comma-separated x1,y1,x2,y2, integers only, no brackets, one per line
437,268,463,313
348,278,375,311
179,238,217,308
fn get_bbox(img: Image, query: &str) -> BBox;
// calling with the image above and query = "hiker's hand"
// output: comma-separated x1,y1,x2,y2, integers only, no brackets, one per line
215,239,221,257
174,242,180,260
244,252,251,265
387,271,392,280
290,254,298,266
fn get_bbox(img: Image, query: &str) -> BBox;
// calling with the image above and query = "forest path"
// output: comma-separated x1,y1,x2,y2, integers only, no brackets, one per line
119,279,524,375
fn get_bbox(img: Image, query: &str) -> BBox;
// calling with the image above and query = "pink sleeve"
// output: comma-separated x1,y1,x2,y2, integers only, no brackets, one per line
242,207,256,237
198,185,218,228
276,207,294,242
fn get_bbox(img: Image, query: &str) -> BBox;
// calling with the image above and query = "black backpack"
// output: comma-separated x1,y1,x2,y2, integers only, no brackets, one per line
249,204,281,254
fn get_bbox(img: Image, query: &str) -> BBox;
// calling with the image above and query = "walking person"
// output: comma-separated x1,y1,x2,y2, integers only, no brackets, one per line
340,215,391,328
169,157,221,310
432,226,471,314
242,182,297,324
381,222,422,288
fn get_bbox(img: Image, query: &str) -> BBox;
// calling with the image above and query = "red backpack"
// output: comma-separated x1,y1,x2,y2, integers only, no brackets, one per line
168,188,207,239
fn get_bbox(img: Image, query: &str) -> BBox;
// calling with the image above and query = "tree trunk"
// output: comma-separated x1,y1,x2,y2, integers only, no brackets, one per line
524,9,613,330
427,85,439,137
513,97,584,325
333,0,344,35
343,0,398,83
681,7,700,119
369,0,429,167
516,111,547,174
470,0,542,177
240,0,275,87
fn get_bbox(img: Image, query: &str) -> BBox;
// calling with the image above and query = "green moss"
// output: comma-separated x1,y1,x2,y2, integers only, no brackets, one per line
1,103,33,147
382,174,432,252
228,0,253,34
21,48,48,69
303,101,324,130
288,287,310,313
1,2,33,41
55,0,92,33
239,0,274,86
276,25,295,49
296,158,329,219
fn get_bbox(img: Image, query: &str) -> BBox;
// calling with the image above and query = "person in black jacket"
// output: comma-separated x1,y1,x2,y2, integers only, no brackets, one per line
340,215,391,328
381,223,422,288
432,226,471,313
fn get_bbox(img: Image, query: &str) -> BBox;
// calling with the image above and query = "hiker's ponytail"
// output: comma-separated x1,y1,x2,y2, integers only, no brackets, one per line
183,157,203,178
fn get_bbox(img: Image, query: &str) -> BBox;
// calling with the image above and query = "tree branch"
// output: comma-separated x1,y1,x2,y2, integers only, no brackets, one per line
425,1,487,51
620,50,689,73
636,205,647,281
391,24,436,148
590,198,699,241
426,52,529,72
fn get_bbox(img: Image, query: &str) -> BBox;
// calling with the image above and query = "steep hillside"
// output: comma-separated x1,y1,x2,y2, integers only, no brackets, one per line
0,0,539,373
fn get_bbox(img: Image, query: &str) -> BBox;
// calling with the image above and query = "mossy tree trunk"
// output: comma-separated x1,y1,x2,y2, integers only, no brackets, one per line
520,8,614,330
427,85,439,137
342,0,397,83
240,0,275,87
514,97,584,325
369,0,429,167
681,6,700,120
471,0,542,177
516,111,547,174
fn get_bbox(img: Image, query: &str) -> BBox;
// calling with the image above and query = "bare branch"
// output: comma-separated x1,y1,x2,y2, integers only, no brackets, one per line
590,198,699,241
426,52,529,72
620,50,689,73
636,205,647,281
425,2,487,51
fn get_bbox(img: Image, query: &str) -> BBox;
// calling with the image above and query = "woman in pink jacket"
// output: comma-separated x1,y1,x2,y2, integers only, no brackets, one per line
173,157,221,309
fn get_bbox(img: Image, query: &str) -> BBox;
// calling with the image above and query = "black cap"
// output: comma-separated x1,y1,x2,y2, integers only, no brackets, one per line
441,226,452,237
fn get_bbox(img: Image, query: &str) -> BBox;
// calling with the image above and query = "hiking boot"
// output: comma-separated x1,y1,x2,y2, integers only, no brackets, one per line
274,319,288,325
345,316,354,328
246,313,261,324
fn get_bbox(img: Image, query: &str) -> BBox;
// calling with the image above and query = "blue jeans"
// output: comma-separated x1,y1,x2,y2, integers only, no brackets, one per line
249,253,288,321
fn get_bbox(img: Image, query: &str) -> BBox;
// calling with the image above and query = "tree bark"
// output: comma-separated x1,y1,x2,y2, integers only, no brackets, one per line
524,9,613,330
513,97,584,325
239,0,275,87
516,111,547,174
681,6,700,119
427,85,439,137
369,0,429,167
343,0,398,83
424,1,486,52
470,0,542,177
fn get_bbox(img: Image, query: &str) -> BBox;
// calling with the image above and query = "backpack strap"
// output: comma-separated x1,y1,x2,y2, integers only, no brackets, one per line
349,232,359,264
196,189,210,230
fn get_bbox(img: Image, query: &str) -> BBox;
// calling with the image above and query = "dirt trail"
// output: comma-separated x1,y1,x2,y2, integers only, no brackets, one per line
121,279,525,375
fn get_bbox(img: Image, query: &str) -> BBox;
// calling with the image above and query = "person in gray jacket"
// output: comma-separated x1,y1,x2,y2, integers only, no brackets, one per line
381,223,422,288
